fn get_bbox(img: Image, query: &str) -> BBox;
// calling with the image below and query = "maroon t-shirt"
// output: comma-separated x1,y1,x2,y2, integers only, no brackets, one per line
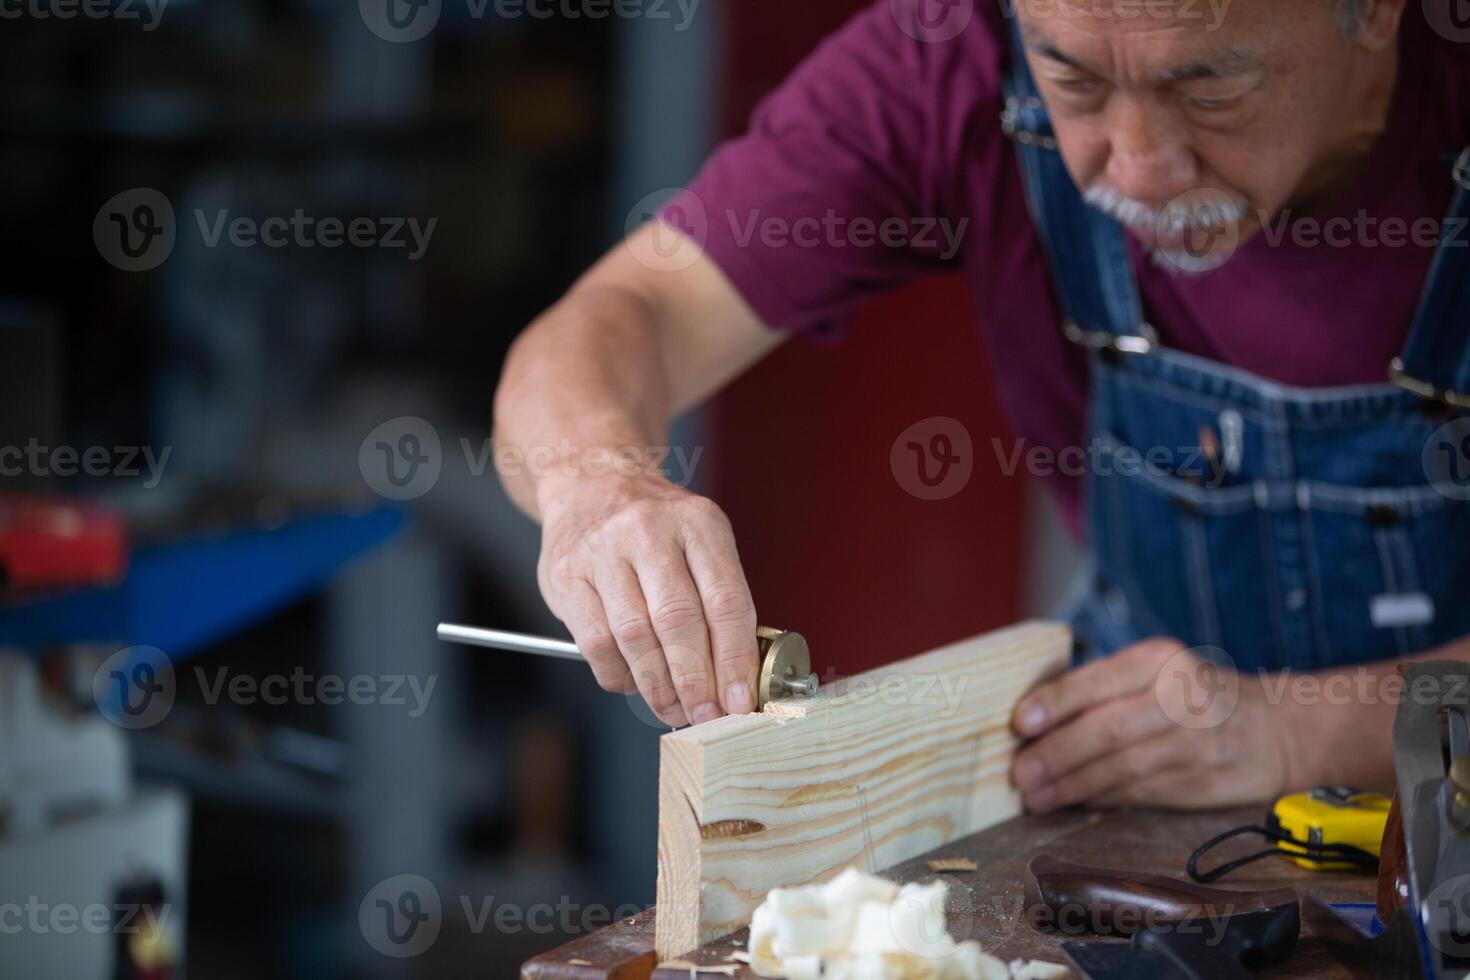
669,1,1470,533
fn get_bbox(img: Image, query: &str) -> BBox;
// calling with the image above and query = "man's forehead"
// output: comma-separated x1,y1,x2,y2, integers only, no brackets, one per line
1021,0,1236,26
1016,0,1267,79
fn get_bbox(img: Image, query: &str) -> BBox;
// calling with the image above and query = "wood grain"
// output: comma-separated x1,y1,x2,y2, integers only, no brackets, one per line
653,620,1072,959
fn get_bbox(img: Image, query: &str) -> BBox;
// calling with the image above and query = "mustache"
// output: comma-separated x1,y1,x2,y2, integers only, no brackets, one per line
1082,184,1250,235
1083,184,1252,276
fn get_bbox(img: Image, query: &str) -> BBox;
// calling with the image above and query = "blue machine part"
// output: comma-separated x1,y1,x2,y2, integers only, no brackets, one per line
0,505,406,658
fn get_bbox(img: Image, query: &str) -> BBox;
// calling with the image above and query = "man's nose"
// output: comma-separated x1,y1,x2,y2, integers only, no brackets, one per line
1102,98,1198,204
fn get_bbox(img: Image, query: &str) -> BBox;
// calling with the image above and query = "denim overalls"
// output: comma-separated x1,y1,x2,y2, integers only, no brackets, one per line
1001,25,1470,672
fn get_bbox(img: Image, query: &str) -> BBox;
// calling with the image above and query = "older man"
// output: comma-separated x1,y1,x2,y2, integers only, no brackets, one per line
494,0,1470,811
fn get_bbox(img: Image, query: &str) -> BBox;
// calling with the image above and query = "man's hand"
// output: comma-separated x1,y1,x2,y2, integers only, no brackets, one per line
536,471,760,728
1009,639,1298,812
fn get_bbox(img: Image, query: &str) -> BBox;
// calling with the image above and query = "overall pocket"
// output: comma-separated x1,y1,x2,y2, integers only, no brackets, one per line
1299,482,1470,664
1089,432,1279,668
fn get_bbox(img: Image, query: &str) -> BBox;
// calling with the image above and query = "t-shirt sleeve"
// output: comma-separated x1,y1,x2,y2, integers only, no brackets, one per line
662,1,1002,338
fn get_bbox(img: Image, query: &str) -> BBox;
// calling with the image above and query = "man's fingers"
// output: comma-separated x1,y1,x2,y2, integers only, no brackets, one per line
1012,691,1171,794
633,549,721,725
1023,732,1194,813
552,577,635,694
1014,638,1183,736
594,558,686,727
682,512,759,715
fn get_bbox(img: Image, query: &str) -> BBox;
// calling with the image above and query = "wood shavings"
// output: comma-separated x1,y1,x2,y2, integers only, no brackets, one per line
926,858,979,873
1008,959,1070,979
747,867,1009,979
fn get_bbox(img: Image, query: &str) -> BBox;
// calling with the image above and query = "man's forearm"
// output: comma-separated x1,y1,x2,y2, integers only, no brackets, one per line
494,282,673,521
1286,634,1470,793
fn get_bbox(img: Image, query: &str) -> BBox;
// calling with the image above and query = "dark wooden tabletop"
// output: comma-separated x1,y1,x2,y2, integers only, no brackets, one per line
521,806,1378,979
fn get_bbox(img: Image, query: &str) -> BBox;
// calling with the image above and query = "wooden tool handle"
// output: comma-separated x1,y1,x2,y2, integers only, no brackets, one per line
1024,854,1298,936
1376,791,1410,924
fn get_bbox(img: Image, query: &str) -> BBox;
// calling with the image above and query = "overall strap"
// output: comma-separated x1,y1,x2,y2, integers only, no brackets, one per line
1392,148,1470,411
1000,11,1149,350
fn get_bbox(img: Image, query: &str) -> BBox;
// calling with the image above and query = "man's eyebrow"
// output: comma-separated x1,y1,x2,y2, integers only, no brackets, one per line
1028,38,1094,74
1158,48,1264,82
1021,27,1262,82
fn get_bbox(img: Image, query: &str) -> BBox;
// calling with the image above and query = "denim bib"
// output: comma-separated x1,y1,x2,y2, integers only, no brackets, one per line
1002,22,1470,671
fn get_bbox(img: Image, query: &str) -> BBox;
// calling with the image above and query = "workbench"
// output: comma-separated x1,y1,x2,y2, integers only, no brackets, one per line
522,807,1375,979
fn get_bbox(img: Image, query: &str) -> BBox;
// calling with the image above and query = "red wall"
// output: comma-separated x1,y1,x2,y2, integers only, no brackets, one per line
708,2,1027,681
698,0,1028,677
710,280,1027,680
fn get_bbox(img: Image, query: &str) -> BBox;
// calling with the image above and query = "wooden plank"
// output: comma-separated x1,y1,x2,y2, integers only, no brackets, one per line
654,620,1072,959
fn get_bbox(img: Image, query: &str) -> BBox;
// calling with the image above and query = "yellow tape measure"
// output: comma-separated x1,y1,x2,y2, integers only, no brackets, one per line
1270,787,1392,871
1188,786,1391,882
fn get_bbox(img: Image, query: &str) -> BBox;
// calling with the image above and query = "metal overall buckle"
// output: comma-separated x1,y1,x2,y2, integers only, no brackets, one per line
1000,96,1059,151
1064,319,1159,356
1389,358,1470,411
1454,147,1470,192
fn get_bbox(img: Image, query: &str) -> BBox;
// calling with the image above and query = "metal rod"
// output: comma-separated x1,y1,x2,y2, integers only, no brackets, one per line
436,623,585,662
